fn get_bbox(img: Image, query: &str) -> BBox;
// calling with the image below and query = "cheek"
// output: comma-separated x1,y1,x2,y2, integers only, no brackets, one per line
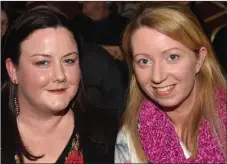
66,65,81,85
172,63,197,88
170,59,197,77
17,67,50,89
134,67,151,86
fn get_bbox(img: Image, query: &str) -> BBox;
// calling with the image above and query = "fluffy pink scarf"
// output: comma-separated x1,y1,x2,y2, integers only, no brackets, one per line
138,89,226,163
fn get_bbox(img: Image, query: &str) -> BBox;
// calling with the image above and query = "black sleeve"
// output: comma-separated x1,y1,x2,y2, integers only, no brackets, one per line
80,43,127,113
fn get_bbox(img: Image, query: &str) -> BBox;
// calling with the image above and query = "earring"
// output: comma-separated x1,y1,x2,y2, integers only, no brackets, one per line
13,79,17,85
14,97,19,116
71,101,75,109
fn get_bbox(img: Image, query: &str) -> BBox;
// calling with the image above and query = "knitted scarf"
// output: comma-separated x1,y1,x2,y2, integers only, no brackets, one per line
138,89,226,163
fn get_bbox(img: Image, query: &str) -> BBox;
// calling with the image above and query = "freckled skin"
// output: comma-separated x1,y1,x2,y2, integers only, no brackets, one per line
15,27,80,114
131,27,202,110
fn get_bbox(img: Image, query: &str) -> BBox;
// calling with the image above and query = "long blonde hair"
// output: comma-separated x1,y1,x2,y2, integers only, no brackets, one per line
122,2,226,162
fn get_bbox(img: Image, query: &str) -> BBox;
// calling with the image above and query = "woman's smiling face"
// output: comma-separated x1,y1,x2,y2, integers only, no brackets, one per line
7,27,81,114
131,27,204,109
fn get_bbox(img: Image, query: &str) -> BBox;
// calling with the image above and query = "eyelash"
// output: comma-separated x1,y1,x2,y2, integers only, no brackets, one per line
35,59,76,67
167,54,179,61
138,59,151,65
35,61,49,67
64,59,76,64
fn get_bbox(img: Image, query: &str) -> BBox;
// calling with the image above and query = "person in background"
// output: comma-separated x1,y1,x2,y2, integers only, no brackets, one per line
1,6,9,38
77,43,127,163
71,2,130,123
1,5,10,84
70,3,131,160
115,2,226,163
115,2,138,19
71,2,129,60
80,43,127,117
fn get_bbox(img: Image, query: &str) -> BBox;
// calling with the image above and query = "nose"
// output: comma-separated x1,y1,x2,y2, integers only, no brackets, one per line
52,63,67,83
151,62,167,84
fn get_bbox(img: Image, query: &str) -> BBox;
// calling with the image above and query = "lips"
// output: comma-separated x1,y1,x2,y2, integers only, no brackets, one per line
153,84,176,96
48,89,66,94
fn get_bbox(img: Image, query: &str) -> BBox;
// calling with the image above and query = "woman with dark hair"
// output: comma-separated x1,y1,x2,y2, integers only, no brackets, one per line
1,6,83,164
2,6,122,164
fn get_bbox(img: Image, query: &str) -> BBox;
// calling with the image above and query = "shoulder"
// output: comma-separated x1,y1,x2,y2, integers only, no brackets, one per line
115,126,142,163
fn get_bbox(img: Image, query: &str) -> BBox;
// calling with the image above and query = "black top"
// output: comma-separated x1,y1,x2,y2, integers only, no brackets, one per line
71,12,129,46
2,100,117,164
2,108,82,164
71,13,130,115
80,43,128,116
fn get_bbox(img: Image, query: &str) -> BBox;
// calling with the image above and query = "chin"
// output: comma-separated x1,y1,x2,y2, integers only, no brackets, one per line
154,99,182,110
48,103,70,112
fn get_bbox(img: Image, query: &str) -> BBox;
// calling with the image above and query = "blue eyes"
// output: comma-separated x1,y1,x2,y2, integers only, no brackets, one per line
35,59,76,67
137,54,179,66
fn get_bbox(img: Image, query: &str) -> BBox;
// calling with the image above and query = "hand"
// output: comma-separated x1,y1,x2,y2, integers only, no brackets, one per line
102,45,124,61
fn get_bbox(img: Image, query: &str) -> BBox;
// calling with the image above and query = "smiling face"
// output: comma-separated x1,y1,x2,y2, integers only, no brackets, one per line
131,27,205,109
7,27,80,114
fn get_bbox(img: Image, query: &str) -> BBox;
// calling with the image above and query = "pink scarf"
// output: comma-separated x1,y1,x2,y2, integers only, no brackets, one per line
138,89,226,163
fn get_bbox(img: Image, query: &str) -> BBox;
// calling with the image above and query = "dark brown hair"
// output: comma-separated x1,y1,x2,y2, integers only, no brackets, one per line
1,6,82,161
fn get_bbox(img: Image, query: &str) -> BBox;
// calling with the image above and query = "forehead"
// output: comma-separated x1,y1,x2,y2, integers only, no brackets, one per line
131,27,188,54
20,27,77,56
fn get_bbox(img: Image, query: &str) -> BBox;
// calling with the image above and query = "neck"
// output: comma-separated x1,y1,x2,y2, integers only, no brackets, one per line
164,82,198,138
16,94,74,135
83,6,109,21
17,108,74,136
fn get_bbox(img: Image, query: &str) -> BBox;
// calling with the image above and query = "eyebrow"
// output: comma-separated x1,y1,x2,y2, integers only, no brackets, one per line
30,52,78,58
134,53,150,58
134,47,183,57
162,47,182,53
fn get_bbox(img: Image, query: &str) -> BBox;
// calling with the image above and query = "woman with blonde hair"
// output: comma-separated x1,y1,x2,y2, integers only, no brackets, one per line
115,2,226,163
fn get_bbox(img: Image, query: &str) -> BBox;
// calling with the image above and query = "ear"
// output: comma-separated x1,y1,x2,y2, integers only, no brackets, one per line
196,47,207,74
5,58,18,84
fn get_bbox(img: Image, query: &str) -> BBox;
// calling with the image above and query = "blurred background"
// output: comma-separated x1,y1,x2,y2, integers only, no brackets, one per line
1,1,227,74
1,1,227,37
